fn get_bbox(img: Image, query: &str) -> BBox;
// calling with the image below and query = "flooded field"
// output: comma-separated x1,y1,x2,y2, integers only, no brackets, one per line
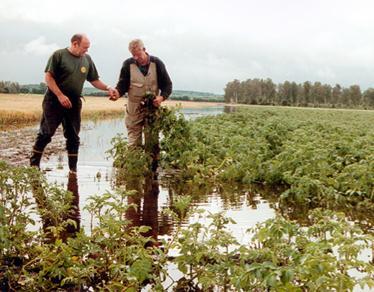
1,106,372,237
18,106,275,242
1,105,373,291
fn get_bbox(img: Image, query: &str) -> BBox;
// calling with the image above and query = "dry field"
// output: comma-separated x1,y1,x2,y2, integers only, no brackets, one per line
0,94,224,130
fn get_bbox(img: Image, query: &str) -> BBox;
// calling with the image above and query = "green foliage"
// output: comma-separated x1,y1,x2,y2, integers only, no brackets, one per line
1,161,373,290
0,162,168,290
108,105,194,179
173,209,373,291
2,105,374,290
159,108,373,216
107,134,151,181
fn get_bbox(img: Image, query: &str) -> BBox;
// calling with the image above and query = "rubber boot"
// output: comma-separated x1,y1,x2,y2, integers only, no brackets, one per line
30,149,43,169
68,153,78,173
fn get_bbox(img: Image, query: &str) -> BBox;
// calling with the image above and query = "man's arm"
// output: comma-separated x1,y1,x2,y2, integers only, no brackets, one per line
90,79,116,98
115,60,131,97
154,57,172,107
45,72,72,109
108,60,131,102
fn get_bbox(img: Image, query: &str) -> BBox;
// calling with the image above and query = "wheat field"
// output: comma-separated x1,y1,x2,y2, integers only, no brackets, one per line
0,94,223,130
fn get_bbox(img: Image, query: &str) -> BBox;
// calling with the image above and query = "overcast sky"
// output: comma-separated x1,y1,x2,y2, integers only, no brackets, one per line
1,0,374,94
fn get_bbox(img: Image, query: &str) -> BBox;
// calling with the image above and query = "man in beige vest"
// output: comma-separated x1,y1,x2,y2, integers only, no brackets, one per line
110,39,172,170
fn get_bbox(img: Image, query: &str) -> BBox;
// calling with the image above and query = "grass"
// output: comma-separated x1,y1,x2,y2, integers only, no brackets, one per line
0,94,123,130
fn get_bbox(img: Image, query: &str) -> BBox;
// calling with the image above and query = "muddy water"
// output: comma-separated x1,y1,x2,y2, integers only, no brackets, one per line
17,106,273,243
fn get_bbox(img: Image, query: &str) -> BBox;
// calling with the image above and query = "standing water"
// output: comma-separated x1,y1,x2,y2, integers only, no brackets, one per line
2,105,372,291
42,106,276,243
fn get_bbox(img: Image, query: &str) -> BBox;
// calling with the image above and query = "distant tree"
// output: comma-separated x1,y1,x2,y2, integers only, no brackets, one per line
311,82,324,106
341,88,351,106
39,82,47,93
332,84,342,107
246,79,262,104
363,88,374,107
302,81,312,106
267,78,277,104
322,84,332,105
0,81,20,93
20,87,29,94
224,79,240,103
239,79,250,104
9,82,20,93
290,82,298,105
348,85,362,107
260,78,276,105
278,81,292,106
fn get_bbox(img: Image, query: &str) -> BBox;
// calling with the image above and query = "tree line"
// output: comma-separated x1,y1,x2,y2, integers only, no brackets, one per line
0,81,21,93
224,78,374,108
0,81,47,94
0,80,224,102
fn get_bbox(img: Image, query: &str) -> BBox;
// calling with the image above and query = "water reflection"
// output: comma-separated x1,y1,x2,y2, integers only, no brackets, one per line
160,176,373,235
64,171,80,237
123,173,172,246
30,173,56,241
31,171,81,242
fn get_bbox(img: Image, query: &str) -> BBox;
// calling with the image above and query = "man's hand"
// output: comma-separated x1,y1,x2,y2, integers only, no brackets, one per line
57,94,72,108
109,88,120,101
153,95,164,107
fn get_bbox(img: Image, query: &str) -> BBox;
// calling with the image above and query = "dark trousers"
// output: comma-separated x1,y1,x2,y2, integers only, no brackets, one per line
30,94,82,170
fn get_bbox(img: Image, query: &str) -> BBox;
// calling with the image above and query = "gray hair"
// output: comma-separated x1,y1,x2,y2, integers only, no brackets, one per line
128,39,144,52
71,33,87,44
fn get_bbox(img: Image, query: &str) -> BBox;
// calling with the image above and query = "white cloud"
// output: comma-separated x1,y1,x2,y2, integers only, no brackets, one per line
23,37,59,56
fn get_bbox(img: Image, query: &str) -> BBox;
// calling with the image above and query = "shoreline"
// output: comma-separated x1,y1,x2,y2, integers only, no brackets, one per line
0,96,225,166
0,94,225,130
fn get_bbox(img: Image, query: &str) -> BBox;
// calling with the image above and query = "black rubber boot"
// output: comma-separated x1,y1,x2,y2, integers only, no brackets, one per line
30,149,43,169
68,153,78,172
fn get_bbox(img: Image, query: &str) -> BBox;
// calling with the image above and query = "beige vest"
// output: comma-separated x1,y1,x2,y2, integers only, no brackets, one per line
128,62,159,103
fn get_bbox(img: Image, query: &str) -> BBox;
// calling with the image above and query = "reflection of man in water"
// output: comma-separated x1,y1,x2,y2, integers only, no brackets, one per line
30,170,80,242
125,174,160,245
64,171,80,239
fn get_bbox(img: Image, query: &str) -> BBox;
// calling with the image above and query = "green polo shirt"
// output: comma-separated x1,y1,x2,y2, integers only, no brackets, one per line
45,48,99,99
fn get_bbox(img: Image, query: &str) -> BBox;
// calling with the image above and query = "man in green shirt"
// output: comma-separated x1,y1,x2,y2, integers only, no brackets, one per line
30,33,115,173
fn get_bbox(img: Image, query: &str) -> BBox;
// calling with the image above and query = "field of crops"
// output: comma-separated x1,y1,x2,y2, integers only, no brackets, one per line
1,106,373,290
160,107,374,221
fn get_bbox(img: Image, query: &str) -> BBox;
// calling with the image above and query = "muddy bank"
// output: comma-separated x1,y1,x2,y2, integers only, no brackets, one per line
0,126,65,167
